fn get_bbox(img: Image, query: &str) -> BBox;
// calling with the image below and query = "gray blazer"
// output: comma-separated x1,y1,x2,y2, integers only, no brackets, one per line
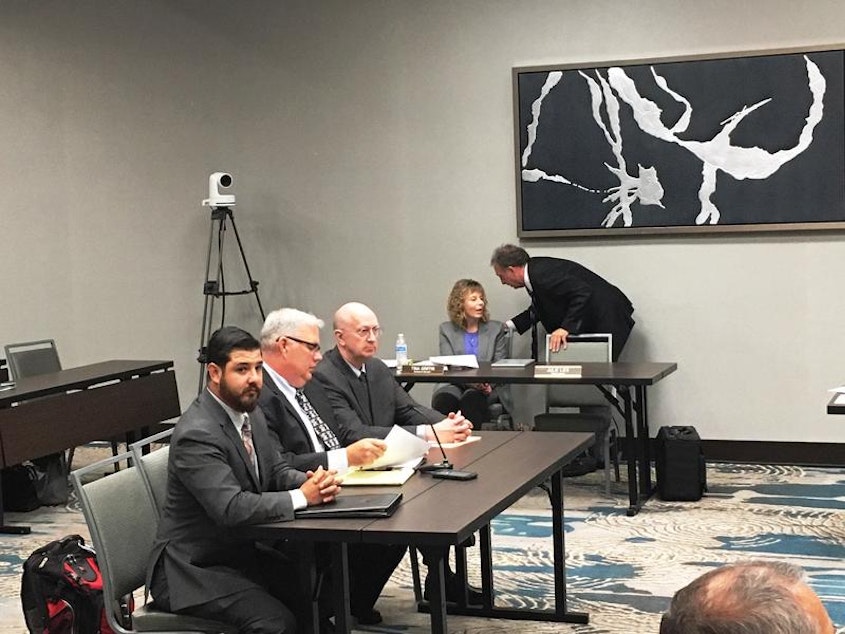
148,390,306,612
313,347,442,430
435,319,513,415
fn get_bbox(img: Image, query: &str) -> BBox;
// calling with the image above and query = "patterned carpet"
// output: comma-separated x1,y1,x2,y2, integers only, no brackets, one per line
1,461,844,633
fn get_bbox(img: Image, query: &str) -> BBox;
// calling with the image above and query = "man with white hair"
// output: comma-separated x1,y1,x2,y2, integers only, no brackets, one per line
257,307,405,626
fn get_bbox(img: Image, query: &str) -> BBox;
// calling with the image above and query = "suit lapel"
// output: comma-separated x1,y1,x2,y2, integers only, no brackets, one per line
202,391,261,491
264,368,317,453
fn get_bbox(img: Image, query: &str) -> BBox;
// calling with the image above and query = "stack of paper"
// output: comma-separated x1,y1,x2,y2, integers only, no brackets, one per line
344,426,429,487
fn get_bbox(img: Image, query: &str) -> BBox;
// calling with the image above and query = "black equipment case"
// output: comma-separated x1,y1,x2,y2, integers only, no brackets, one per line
655,426,706,501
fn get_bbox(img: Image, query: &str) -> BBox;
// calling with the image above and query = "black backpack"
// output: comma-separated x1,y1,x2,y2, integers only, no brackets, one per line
21,534,131,634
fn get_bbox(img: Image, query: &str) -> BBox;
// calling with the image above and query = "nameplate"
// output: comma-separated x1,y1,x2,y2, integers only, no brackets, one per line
399,364,447,376
534,364,582,379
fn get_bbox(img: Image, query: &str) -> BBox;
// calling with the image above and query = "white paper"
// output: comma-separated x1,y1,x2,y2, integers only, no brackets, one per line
828,385,845,394
429,354,479,368
365,425,430,470
431,435,482,450
836,393,845,405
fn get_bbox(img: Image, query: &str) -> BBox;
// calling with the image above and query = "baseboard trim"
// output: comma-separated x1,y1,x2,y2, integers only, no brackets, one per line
699,440,845,467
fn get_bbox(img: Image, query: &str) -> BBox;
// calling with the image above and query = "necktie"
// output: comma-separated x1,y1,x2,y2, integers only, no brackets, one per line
296,390,341,450
359,371,374,422
241,415,258,476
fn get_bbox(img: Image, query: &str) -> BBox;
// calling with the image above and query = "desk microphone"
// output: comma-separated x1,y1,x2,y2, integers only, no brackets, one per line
413,406,477,481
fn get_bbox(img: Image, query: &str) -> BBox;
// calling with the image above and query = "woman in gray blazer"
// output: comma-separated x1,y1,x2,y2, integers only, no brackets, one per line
432,279,513,424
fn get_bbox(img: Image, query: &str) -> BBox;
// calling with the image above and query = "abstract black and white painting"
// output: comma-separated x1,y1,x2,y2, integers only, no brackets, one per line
514,48,845,237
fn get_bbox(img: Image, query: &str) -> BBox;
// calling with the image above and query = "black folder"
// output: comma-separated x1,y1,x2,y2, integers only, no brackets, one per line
295,492,403,519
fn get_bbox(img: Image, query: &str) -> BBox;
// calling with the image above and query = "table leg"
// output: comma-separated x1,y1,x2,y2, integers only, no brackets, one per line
636,386,654,496
331,542,351,634
426,550,448,634
479,523,494,608
621,387,641,516
296,545,320,634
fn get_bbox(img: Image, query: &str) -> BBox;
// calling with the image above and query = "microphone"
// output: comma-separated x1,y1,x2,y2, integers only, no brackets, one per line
413,406,477,481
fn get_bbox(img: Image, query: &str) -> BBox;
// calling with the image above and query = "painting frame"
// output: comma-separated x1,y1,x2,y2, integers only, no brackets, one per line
513,44,845,238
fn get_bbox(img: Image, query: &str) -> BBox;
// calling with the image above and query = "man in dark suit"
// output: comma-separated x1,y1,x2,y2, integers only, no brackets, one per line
147,326,341,634
491,244,635,360
313,301,482,605
256,307,405,625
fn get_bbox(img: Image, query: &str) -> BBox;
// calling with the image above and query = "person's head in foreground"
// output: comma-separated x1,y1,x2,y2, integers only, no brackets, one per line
660,560,834,634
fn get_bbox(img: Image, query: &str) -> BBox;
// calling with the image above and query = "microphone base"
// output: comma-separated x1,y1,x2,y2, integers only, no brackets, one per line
416,461,453,472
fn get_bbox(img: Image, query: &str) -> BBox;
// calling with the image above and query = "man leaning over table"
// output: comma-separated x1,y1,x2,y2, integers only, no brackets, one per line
313,301,483,605
147,326,340,634
257,307,405,626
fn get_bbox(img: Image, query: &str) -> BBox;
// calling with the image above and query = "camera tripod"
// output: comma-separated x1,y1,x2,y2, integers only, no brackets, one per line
197,206,265,394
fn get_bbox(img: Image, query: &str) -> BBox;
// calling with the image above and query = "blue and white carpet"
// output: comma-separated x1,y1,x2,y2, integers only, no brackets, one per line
1,462,843,633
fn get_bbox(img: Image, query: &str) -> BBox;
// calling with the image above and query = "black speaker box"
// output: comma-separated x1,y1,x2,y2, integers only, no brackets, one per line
655,426,706,501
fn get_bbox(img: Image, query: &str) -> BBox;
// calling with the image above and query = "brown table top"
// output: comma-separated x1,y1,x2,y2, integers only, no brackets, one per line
0,360,174,407
246,430,593,544
397,361,678,386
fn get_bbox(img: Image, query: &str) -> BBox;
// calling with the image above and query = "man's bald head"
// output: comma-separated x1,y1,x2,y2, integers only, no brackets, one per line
332,302,382,368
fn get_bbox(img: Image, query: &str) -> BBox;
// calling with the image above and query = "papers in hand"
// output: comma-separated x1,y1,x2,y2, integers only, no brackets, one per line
429,354,479,369
364,425,430,470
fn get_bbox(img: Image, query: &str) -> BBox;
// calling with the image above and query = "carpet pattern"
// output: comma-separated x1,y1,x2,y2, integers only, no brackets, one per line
1,461,844,633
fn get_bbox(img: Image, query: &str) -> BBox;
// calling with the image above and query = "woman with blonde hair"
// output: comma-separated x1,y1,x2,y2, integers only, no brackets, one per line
431,279,512,424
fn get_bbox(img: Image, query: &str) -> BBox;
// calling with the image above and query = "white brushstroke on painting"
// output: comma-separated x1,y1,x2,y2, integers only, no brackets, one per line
579,70,665,227
522,71,563,167
522,55,827,228
608,55,826,224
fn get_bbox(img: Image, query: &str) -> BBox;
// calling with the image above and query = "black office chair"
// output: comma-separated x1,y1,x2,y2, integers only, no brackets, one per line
4,339,121,471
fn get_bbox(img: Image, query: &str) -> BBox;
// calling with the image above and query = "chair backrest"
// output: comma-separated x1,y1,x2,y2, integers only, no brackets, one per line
70,452,158,634
545,333,612,408
130,428,174,520
4,339,61,380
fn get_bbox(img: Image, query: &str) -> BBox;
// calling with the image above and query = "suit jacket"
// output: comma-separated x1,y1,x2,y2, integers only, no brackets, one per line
313,347,442,430
435,320,513,414
511,257,635,360
148,390,306,612
258,368,390,472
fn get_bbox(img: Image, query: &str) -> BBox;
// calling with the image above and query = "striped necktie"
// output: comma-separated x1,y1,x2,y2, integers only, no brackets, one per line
241,415,258,477
296,390,341,450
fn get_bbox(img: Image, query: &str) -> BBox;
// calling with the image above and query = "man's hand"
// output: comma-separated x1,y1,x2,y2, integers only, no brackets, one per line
301,466,341,505
548,328,570,353
346,438,387,467
428,411,473,443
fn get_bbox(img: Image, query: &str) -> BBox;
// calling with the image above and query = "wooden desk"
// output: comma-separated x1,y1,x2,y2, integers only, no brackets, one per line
828,393,845,414
248,430,594,634
0,360,181,533
399,361,678,516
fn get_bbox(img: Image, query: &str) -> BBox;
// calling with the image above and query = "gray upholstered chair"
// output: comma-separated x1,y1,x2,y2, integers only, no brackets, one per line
70,451,235,634
534,333,620,494
130,428,173,520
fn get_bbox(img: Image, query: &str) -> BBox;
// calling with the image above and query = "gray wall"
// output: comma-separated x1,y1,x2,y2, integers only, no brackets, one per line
1,0,843,443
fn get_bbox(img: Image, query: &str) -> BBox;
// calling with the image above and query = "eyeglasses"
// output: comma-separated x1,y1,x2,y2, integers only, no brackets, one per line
281,335,321,353
354,326,381,339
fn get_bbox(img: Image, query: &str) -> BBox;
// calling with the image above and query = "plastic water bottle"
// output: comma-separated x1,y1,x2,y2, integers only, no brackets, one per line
395,333,408,369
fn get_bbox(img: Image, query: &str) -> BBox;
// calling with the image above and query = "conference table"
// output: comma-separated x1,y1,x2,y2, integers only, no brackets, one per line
0,359,181,533
399,361,678,516
247,429,594,634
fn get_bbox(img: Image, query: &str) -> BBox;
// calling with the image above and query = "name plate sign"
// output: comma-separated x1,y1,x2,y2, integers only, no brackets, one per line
534,364,582,379
398,364,447,376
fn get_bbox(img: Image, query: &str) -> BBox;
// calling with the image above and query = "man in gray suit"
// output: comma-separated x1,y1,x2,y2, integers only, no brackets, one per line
148,326,340,634
257,307,405,625
313,302,482,605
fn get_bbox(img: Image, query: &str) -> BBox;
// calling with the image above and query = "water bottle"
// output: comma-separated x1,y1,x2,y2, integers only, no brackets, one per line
395,333,408,369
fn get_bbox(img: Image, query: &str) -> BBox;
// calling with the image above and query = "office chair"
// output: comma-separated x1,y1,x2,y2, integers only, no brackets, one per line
70,452,235,634
534,333,620,494
4,339,120,470
130,428,173,520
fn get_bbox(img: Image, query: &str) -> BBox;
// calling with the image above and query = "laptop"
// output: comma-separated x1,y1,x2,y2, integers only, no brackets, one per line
295,492,403,519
